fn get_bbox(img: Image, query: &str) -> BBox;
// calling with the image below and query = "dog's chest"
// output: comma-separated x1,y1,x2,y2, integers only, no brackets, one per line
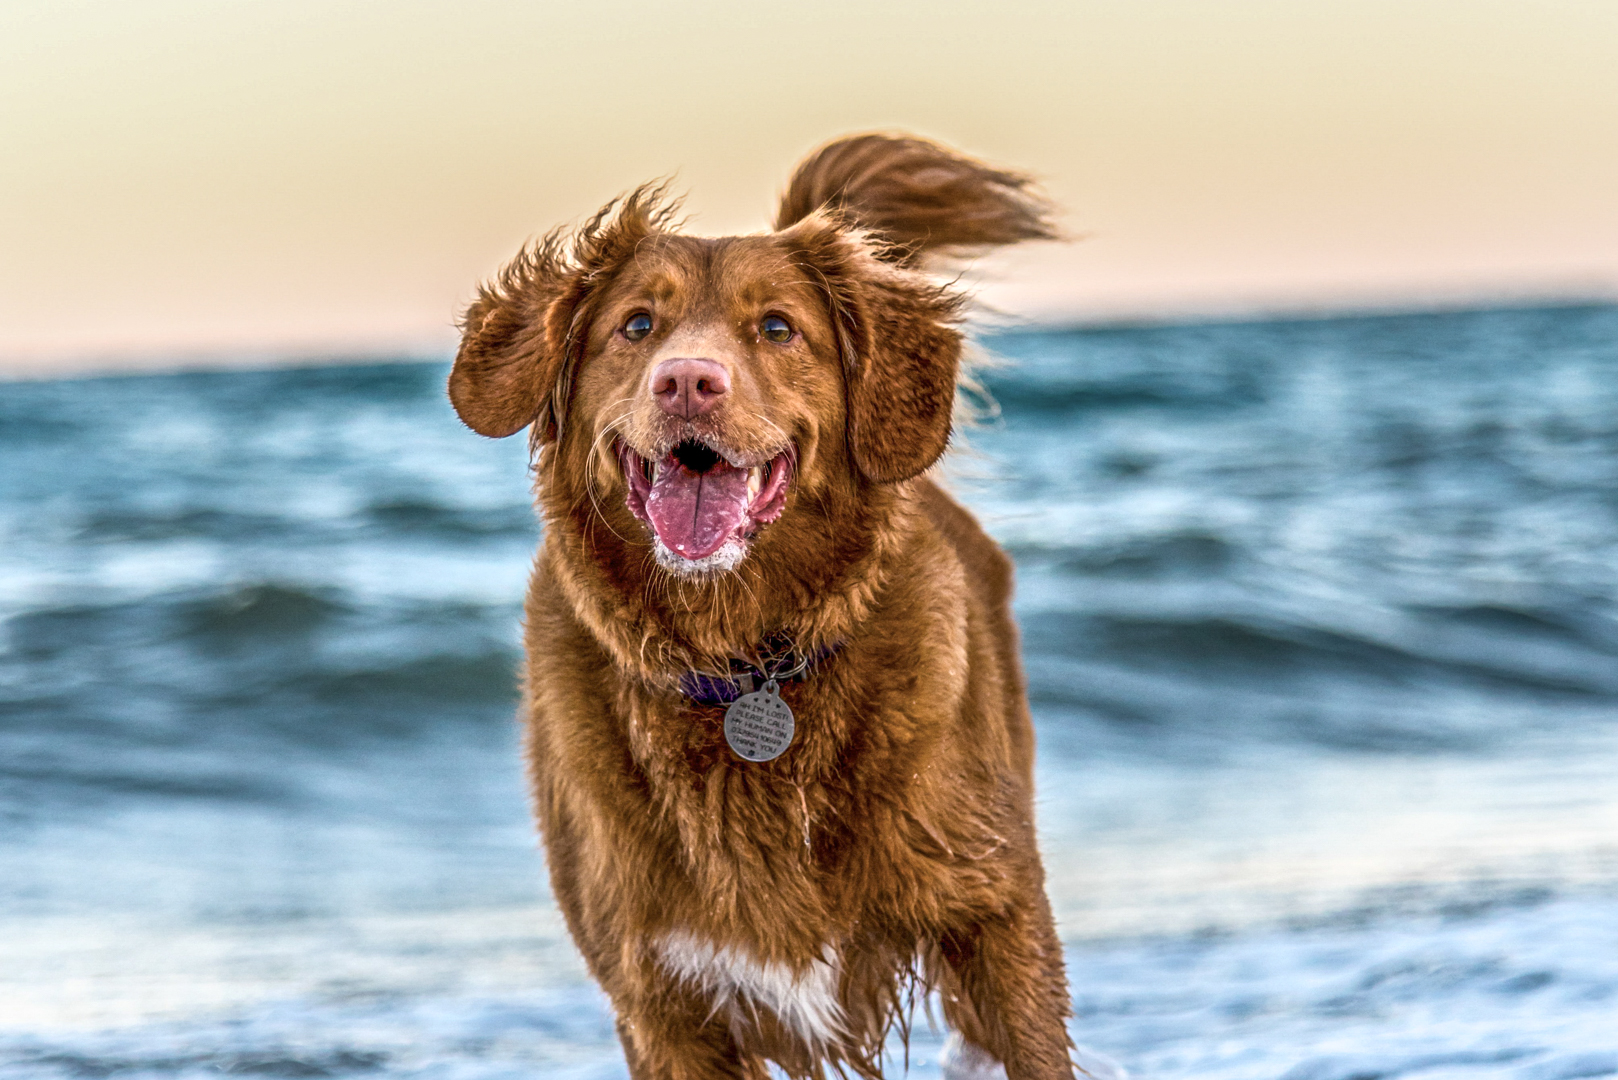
655,930,845,1049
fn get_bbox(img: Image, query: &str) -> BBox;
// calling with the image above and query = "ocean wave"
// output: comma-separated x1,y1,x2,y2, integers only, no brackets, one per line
0,578,521,819
1007,531,1240,578
73,509,306,544
306,651,520,708
1025,608,1618,695
979,380,1264,416
179,583,352,639
363,498,537,539
5,1047,390,1079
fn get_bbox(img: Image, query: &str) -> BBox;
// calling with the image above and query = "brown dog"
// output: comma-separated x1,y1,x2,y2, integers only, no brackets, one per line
448,134,1073,1079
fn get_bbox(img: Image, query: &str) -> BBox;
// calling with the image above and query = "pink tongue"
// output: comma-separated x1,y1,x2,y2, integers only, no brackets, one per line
644,460,752,560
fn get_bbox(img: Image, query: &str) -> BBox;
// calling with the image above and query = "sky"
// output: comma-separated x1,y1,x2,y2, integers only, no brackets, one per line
2,0,1615,374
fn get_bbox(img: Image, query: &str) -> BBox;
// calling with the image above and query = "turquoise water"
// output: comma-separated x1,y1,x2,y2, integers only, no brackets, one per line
3,305,1617,1078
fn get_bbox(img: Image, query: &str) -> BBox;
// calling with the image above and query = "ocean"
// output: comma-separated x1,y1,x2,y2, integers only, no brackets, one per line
2,305,1616,1079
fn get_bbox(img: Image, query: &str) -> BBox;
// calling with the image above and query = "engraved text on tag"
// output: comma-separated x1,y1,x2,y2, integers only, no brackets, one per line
723,680,795,761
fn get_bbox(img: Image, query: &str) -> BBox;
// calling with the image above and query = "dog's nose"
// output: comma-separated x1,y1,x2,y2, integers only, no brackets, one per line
648,358,730,418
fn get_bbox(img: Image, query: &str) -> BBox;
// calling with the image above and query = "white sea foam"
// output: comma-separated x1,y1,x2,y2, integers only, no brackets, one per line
5,893,1617,1079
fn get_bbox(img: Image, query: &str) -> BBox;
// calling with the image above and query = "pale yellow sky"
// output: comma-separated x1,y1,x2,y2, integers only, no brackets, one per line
2,0,1615,374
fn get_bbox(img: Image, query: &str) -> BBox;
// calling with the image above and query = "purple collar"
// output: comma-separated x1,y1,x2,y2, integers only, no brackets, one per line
678,633,840,706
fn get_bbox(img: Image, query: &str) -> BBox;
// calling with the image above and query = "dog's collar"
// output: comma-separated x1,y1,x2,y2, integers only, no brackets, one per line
679,632,840,706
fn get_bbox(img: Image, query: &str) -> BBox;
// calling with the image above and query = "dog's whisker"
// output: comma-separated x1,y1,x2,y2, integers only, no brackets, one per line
581,407,640,546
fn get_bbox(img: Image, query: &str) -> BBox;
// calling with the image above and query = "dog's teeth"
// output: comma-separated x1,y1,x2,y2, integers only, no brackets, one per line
652,460,663,482
747,466,763,499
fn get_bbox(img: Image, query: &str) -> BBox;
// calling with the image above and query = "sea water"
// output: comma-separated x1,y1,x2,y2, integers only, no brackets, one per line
2,305,1616,1078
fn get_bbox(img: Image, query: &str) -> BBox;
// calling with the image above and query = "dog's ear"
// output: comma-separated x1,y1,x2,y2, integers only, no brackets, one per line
449,237,570,439
449,186,674,441
784,213,964,484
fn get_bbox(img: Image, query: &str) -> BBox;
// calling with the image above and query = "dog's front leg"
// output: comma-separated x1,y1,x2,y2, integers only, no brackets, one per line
938,895,1075,1080
611,979,770,1080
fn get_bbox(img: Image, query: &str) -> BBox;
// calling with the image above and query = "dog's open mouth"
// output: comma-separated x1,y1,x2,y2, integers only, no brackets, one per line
620,439,793,564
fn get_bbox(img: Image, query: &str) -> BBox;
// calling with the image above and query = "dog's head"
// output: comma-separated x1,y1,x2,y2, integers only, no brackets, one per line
450,134,1051,585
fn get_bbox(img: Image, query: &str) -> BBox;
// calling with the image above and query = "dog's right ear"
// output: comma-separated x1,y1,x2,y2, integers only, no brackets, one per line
450,185,676,441
448,236,571,439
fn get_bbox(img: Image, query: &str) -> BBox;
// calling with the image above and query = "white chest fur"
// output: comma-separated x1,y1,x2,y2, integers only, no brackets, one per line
655,931,846,1050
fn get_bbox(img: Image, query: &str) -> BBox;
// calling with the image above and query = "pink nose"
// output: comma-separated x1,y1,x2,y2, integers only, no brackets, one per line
648,358,730,418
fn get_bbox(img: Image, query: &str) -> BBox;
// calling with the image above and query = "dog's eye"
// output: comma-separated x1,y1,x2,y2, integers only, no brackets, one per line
761,316,793,344
623,313,653,342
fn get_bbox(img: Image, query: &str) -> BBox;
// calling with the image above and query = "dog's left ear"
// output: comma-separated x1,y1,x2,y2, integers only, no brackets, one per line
785,214,964,484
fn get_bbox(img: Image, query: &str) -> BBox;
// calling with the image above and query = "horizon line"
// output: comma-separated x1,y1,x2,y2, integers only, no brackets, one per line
4,292,1614,385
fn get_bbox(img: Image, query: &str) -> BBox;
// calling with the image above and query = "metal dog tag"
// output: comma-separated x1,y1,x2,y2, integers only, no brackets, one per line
723,678,795,761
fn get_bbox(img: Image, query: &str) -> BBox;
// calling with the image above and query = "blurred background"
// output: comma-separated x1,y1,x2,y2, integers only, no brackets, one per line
3,3,1617,1078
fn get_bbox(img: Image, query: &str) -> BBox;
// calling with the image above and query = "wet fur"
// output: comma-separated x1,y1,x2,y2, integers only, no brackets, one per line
449,133,1073,1079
